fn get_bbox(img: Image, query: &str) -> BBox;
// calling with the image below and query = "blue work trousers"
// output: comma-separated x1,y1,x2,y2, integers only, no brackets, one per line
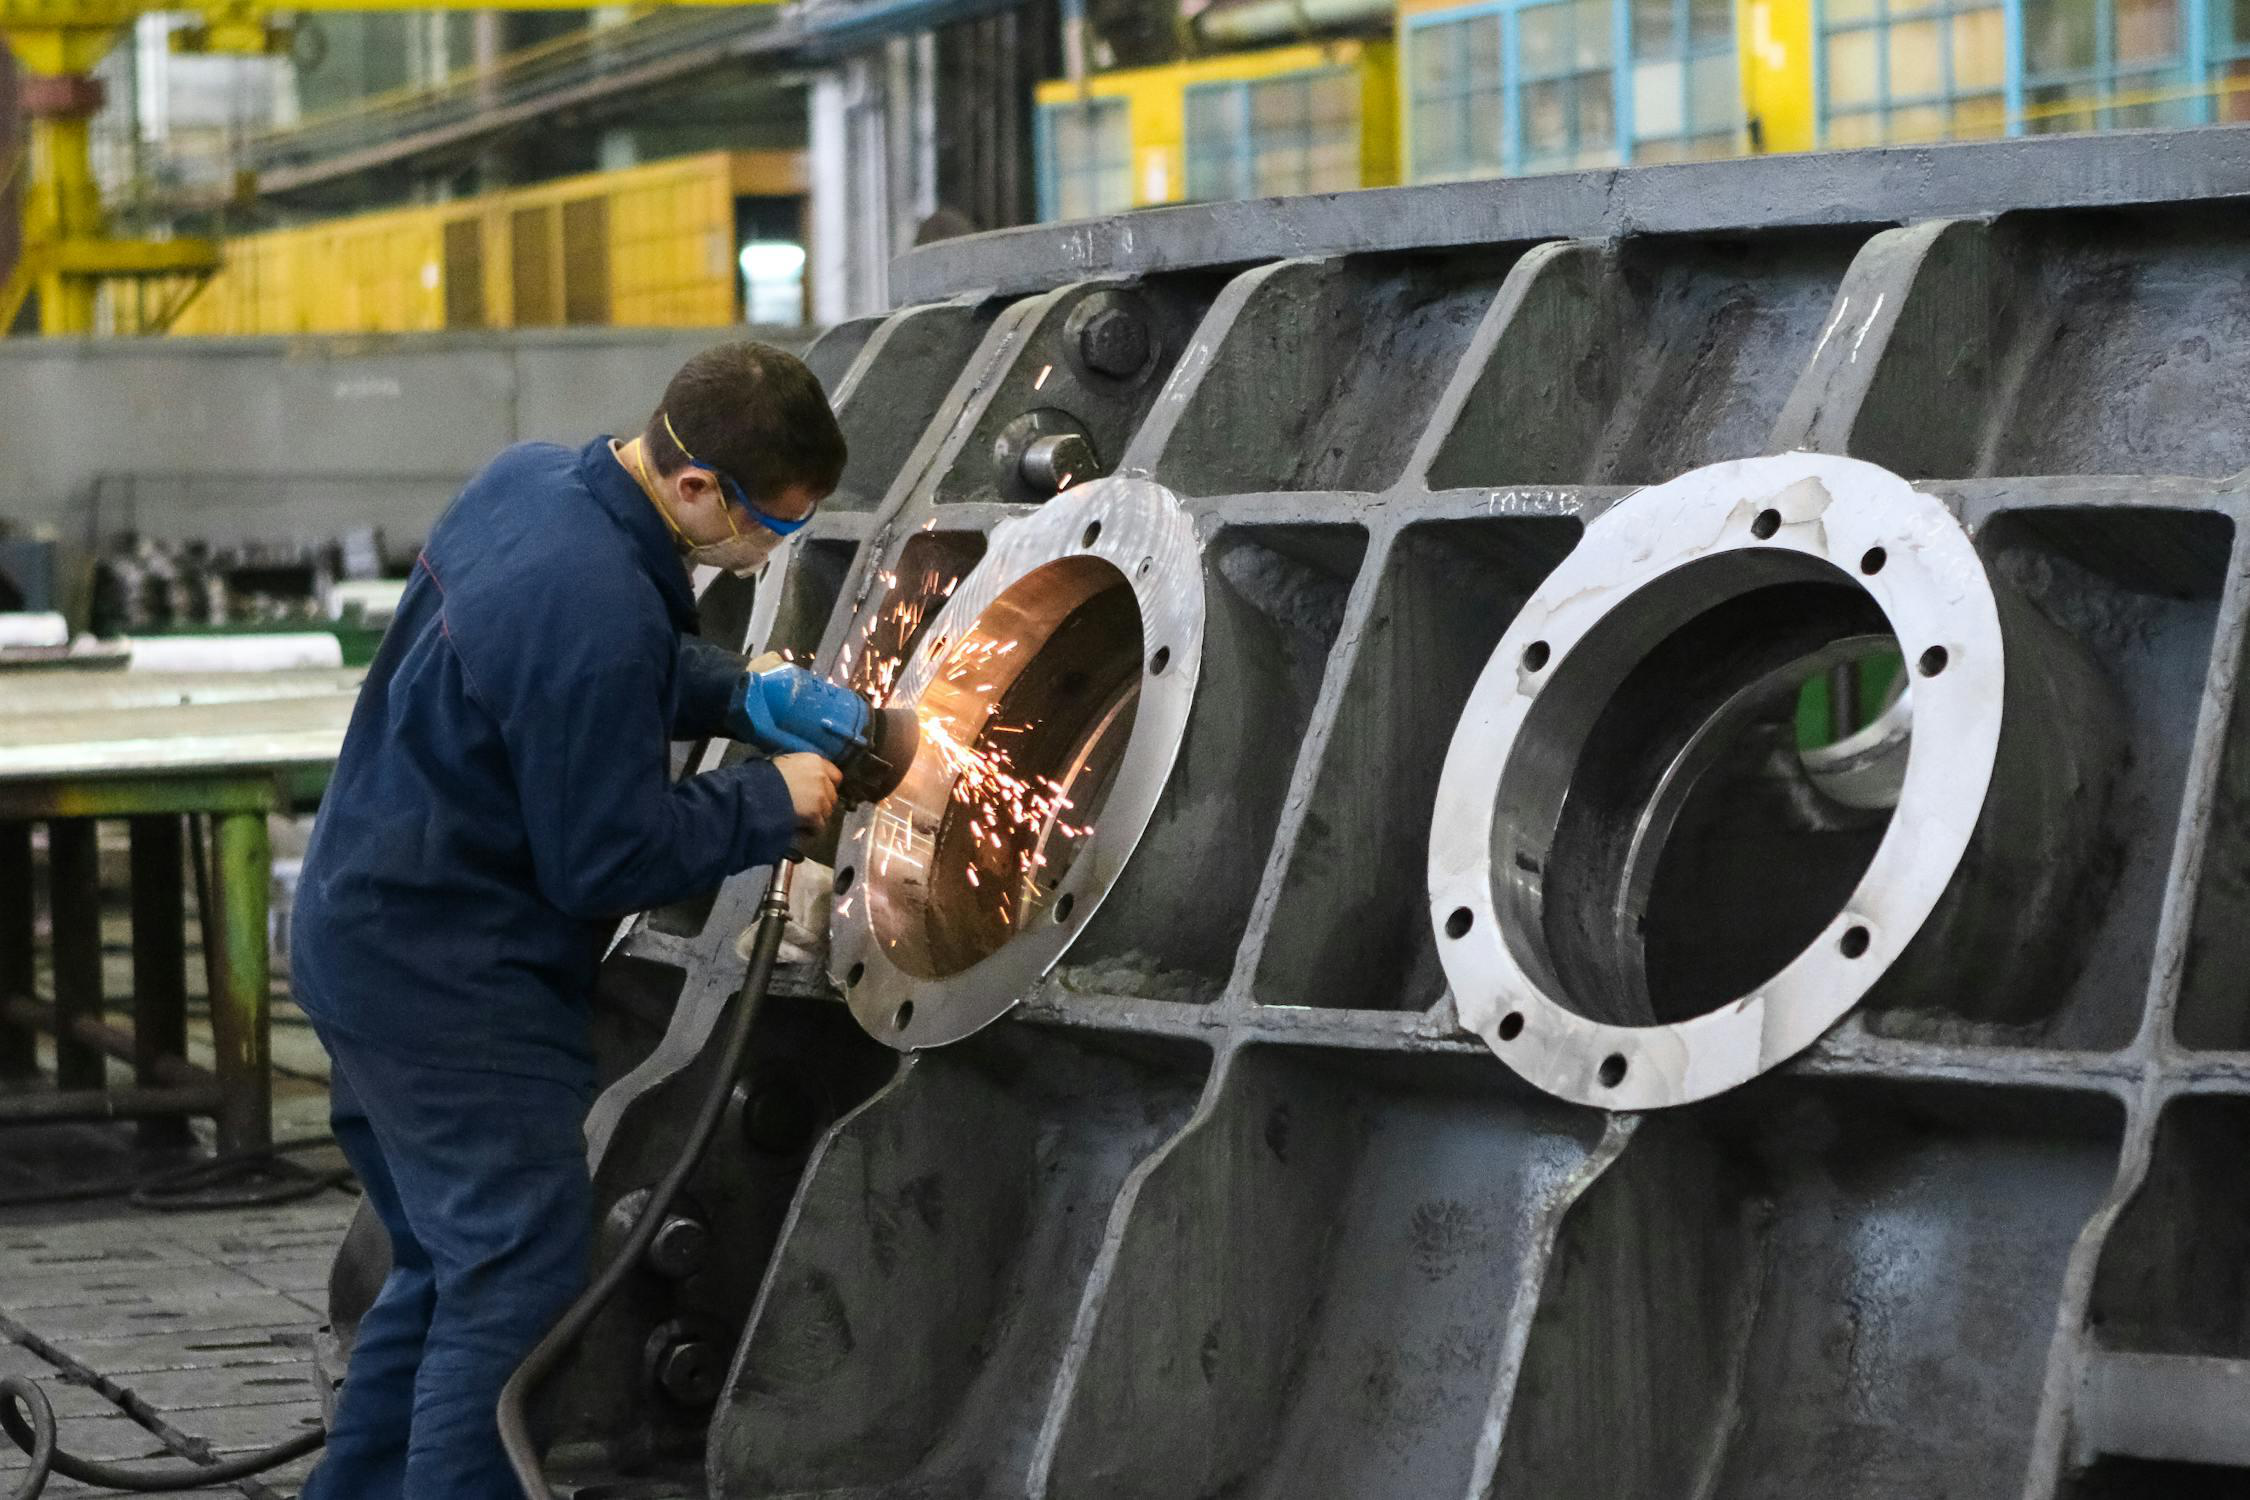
301,1022,594,1500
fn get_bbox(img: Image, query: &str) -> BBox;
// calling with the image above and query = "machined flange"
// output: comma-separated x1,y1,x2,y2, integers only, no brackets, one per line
1428,452,2118,1110
829,477,1204,1049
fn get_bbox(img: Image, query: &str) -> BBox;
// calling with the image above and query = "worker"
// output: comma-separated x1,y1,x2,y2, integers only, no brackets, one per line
289,341,847,1500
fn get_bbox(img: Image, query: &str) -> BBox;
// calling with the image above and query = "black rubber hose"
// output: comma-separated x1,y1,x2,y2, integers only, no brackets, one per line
1,1376,322,1497
498,863,794,1500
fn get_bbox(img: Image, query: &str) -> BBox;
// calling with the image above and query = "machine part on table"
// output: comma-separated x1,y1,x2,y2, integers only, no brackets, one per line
1427,452,2123,1110
324,136,2250,1500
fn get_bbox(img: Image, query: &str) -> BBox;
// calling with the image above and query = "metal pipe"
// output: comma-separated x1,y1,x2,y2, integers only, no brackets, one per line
0,1083,224,1125
0,995,217,1093
1193,0,1391,47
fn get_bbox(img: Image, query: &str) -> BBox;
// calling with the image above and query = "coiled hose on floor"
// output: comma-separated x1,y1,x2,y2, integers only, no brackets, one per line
0,1378,323,1498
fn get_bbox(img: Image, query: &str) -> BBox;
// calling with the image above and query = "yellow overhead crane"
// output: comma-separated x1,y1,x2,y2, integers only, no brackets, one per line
0,0,773,336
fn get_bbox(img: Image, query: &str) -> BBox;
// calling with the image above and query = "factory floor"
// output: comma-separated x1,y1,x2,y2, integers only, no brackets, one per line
1,890,349,1499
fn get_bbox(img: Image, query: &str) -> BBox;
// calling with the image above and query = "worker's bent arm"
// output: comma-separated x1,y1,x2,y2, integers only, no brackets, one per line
497,638,796,921
674,637,748,741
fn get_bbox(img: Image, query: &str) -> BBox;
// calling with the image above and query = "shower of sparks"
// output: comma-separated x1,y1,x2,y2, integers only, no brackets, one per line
841,563,1096,926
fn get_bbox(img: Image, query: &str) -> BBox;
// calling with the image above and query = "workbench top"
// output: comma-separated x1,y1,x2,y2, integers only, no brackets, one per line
0,668,363,781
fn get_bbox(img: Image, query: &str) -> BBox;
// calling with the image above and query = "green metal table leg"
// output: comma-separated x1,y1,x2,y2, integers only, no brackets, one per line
129,815,192,1149
47,819,104,1091
0,822,34,1078
207,811,272,1154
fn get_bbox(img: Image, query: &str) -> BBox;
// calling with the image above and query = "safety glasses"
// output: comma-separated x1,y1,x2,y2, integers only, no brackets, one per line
661,411,814,537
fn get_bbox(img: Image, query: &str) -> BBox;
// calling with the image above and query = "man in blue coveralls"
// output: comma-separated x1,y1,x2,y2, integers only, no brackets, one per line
290,341,846,1498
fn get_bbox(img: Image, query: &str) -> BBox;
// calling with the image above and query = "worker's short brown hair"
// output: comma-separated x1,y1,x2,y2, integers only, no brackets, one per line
646,341,847,503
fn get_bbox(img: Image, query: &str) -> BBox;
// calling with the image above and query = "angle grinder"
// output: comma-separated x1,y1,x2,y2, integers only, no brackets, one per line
731,663,920,855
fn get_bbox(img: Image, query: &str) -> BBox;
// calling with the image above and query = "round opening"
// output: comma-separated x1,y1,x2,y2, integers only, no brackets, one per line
1598,1053,1628,1087
1137,556,1154,578
1522,640,1551,672
1445,906,1474,939
1055,890,1077,924
1149,646,1171,676
1859,546,1886,575
1498,1011,1525,1041
868,556,1141,979
1839,924,1870,958
1495,551,1905,1029
846,962,865,987
893,1000,914,1031
1918,645,1949,677
1751,509,1781,540
834,866,856,896
1081,520,1103,549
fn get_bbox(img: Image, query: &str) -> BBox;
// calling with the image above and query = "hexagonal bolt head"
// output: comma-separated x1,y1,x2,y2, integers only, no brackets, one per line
654,1339,724,1406
1078,307,1151,378
644,1214,711,1280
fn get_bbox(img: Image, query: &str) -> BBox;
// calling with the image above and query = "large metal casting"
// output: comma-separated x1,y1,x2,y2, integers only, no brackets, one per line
326,130,2250,1500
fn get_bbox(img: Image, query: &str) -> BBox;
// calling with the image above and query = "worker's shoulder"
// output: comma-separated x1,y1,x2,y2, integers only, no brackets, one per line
427,443,667,653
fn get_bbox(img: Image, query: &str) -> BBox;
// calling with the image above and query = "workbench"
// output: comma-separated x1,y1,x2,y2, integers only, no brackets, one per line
0,668,361,1152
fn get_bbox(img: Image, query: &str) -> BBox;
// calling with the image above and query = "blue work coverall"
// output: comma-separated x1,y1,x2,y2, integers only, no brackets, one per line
291,436,796,1499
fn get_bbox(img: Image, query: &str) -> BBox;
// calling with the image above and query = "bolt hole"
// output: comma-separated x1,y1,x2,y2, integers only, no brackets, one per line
1055,891,1077,924
1918,645,1949,677
1522,640,1551,672
1859,546,1886,575
834,866,855,896
1751,508,1781,540
1598,1053,1627,1088
1149,646,1171,676
1137,555,1154,578
1498,1011,1525,1041
892,1000,913,1031
1444,906,1473,939
1839,925,1871,958
1081,520,1102,549
845,962,865,987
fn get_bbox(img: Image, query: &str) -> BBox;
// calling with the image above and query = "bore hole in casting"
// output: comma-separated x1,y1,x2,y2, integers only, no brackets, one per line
1839,925,1871,958
1859,547,1886,575
1918,645,1949,677
869,556,1140,979
1055,891,1077,924
893,1000,914,1031
834,866,856,896
1500,552,1906,1029
846,962,865,987
1082,520,1103,548
1499,1012,1525,1041
1445,907,1474,939
1599,1054,1627,1087
1751,509,1781,540
1137,556,1153,578
1149,646,1170,676
1522,640,1551,672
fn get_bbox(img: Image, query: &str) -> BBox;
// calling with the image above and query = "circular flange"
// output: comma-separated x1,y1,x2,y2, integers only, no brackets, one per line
1427,453,2005,1110
830,476,1203,1050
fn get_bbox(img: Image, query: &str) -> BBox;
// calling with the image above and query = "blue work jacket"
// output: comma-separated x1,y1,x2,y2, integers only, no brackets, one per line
292,436,796,1080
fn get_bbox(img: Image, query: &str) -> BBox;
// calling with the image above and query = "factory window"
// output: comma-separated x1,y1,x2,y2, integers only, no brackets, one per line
1630,0,1742,159
2020,0,2194,131
1515,0,1620,172
1038,97,1133,221
561,196,612,327
1818,0,2012,144
510,205,561,328
1409,12,1506,180
2219,0,2250,120
1184,68,1363,201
